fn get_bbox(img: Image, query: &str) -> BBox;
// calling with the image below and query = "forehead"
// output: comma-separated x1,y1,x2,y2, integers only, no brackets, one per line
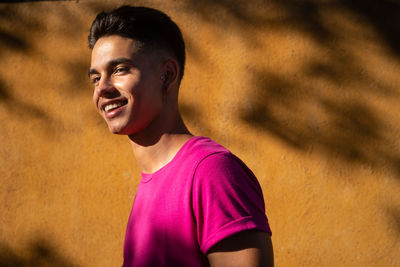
90,35,139,67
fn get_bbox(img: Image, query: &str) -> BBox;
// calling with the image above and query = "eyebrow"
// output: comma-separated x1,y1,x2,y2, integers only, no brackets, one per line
88,57,133,77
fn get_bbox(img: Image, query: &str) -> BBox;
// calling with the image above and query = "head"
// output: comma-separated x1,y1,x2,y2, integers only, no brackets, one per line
88,6,185,81
88,6,186,135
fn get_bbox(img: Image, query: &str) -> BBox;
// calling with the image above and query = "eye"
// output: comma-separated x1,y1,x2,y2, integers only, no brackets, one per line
114,66,129,74
90,76,100,84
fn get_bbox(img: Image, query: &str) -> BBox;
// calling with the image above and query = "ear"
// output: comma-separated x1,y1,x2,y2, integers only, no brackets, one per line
161,58,180,92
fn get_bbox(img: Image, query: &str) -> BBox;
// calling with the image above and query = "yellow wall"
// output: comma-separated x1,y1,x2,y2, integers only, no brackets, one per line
1,1,400,266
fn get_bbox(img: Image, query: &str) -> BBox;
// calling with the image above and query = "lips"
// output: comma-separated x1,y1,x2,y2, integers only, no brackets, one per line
101,99,128,118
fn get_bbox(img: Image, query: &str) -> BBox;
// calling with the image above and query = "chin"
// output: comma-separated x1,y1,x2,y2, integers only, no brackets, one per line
107,122,127,135
108,122,137,135
109,128,125,135
106,117,149,136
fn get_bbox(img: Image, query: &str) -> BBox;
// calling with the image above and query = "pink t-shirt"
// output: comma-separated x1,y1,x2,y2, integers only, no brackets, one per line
122,136,271,266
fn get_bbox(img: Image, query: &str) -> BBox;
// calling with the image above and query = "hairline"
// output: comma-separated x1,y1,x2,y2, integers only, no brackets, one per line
92,34,180,71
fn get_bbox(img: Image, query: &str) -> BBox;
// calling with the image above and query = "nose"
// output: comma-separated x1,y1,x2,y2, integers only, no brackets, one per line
96,75,116,97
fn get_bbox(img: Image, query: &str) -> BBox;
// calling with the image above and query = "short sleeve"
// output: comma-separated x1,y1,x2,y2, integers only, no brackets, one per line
192,152,271,255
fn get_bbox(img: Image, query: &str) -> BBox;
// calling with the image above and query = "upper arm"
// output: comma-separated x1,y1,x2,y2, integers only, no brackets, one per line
192,153,272,254
207,230,274,267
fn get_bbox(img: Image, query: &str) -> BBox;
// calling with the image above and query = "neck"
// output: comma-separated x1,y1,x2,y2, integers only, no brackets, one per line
128,111,192,174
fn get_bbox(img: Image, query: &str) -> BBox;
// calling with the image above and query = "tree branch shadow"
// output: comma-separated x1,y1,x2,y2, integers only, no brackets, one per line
0,0,73,3
0,78,50,121
0,238,79,267
240,69,400,177
184,0,400,57
0,3,93,129
182,0,400,178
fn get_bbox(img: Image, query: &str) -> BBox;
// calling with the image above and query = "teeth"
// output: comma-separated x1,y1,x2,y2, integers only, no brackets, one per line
104,102,123,112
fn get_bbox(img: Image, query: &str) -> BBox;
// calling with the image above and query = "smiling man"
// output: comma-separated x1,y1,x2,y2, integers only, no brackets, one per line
88,6,273,267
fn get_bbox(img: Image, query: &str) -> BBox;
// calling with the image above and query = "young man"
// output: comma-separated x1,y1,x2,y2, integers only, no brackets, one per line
88,6,273,267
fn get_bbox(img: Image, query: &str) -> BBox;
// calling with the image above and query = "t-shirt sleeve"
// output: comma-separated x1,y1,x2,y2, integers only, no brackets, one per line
192,152,272,255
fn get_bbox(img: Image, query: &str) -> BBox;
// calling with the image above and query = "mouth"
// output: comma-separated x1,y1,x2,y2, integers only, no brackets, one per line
102,99,128,118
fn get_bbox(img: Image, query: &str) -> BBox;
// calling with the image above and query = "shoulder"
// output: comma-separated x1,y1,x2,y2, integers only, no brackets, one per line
193,150,263,197
183,136,229,160
196,151,250,174
176,136,232,174
184,136,252,175
190,144,270,254
182,136,264,201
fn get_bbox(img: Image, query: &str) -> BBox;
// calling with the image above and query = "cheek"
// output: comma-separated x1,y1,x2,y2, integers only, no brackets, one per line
92,92,100,112
116,75,139,93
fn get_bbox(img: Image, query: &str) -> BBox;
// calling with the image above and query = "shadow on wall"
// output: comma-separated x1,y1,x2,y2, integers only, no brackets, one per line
0,2,93,123
241,69,400,176
0,77,51,121
0,0,399,175
0,239,78,267
0,4,49,121
0,0,72,3
184,0,400,178
184,0,400,57
387,207,400,234
0,5,48,120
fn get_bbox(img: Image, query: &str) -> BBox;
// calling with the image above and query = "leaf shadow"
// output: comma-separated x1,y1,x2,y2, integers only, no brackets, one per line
0,238,79,267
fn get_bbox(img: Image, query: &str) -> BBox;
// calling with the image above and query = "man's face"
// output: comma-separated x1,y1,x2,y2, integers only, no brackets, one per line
89,35,164,135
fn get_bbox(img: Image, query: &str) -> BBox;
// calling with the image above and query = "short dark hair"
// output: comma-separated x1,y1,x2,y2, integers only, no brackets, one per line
88,6,186,80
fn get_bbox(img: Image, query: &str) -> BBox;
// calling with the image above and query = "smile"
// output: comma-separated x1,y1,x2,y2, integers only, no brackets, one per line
103,99,128,112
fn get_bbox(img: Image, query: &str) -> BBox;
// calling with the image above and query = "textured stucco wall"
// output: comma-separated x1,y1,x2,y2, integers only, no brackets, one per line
1,1,400,266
